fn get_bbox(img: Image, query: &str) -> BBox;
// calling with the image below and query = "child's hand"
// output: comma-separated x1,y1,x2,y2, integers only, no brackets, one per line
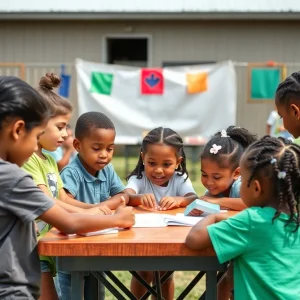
188,209,204,216
158,196,180,210
97,204,112,215
84,206,109,215
114,197,135,228
140,193,157,209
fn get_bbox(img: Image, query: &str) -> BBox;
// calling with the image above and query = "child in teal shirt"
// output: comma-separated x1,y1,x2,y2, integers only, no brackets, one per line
186,136,300,300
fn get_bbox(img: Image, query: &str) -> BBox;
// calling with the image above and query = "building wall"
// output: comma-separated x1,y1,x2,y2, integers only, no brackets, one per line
0,20,299,137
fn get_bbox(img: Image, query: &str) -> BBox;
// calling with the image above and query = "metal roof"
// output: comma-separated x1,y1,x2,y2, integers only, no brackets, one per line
1,0,300,13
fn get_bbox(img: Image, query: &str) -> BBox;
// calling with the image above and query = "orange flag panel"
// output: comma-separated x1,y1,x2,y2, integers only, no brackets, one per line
186,72,208,94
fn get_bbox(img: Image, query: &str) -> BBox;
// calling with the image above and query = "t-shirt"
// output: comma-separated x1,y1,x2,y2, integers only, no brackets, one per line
22,153,63,236
126,172,196,203
0,160,54,299
267,110,292,138
207,206,300,300
60,155,125,204
206,177,241,198
43,147,76,163
43,147,64,162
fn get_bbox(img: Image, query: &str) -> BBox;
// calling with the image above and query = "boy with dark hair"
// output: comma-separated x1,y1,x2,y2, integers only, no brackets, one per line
58,111,128,300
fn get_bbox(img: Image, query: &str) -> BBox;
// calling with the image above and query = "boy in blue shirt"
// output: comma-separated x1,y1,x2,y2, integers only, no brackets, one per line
58,111,128,300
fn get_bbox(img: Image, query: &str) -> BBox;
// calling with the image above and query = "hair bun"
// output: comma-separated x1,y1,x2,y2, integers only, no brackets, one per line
39,73,61,90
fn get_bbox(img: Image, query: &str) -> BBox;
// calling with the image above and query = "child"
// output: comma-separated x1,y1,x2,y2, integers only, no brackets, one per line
275,71,300,139
126,127,198,300
0,76,135,300
186,136,300,300
198,126,257,211
58,111,128,300
22,73,117,299
44,125,77,171
266,109,292,139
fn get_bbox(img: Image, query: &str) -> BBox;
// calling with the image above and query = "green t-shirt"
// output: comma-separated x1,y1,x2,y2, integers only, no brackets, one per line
207,207,300,300
22,152,64,274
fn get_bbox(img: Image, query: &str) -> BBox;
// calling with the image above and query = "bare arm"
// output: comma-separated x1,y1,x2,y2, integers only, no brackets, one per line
158,193,198,210
57,149,74,171
200,195,247,211
38,185,87,213
185,214,228,250
126,188,157,208
266,124,271,135
59,188,96,208
40,199,135,234
97,191,129,210
126,188,143,206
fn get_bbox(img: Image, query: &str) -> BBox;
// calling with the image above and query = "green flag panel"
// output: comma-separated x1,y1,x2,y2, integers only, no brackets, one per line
90,72,114,95
251,68,281,100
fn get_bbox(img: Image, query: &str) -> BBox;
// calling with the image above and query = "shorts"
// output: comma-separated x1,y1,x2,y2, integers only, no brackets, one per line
40,256,56,276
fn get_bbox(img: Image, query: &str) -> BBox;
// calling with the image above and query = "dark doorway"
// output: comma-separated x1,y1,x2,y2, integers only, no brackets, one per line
106,37,148,67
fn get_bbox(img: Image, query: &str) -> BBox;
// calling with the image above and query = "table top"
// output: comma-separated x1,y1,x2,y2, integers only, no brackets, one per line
38,208,236,257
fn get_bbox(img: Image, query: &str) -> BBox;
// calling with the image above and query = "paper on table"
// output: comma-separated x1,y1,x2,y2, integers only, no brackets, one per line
78,228,119,236
133,214,167,227
133,213,203,228
59,228,119,237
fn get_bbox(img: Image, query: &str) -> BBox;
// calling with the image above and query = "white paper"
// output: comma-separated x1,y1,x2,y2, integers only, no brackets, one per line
133,214,167,228
77,228,118,236
133,213,203,228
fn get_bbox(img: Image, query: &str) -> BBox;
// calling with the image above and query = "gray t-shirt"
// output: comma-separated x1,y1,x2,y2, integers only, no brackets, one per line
126,172,196,203
0,160,54,299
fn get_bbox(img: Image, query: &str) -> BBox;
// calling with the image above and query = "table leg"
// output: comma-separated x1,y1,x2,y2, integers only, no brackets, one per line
205,271,217,300
154,271,163,300
71,271,84,300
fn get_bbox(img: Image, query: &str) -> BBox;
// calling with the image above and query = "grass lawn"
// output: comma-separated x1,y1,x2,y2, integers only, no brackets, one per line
103,155,207,299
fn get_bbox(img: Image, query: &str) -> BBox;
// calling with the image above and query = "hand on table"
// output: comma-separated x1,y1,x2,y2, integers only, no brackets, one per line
140,193,157,209
114,197,135,228
158,196,181,210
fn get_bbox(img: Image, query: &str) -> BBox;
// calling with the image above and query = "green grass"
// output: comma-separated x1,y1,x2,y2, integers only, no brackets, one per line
104,156,206,299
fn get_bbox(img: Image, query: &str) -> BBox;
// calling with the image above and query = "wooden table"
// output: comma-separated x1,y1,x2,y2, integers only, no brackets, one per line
39,208,233,299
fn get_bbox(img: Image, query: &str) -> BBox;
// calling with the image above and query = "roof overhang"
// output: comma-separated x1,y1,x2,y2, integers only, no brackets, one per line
0,12,300,21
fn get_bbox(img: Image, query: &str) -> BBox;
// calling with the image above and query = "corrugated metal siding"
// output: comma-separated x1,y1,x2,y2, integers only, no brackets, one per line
1,0,300,13
0,20,299,137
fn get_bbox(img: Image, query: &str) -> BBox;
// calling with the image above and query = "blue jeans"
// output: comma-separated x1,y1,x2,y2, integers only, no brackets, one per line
58,271,105,300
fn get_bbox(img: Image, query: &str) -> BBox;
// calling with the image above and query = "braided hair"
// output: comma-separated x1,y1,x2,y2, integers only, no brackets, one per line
276,71,300,104
75,112,115,140
244,136,300,231
201,126,257,170
126,127,188,180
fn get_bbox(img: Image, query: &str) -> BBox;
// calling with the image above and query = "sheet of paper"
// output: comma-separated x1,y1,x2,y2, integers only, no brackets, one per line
133,213,167,227
173,214,203,225
78,228,119,237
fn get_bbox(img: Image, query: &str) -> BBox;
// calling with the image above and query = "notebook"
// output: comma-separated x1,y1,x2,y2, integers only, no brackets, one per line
133,213,203,228
184,199,221,216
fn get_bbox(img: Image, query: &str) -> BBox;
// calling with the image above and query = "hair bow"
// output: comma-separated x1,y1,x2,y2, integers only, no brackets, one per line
278,171,286,179
210,144,222,155
221,130,230,138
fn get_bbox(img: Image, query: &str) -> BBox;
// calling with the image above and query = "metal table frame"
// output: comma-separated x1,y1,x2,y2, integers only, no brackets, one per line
57,256,227,299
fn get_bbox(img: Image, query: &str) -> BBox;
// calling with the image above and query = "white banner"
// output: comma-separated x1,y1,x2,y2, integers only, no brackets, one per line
76,59,236,144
